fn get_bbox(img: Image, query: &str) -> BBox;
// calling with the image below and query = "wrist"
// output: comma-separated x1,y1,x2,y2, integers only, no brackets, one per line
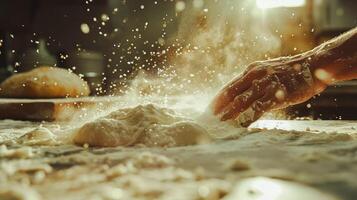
299,49,329,94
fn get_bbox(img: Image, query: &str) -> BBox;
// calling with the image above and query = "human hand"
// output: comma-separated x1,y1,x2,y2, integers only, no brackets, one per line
212,58,324,127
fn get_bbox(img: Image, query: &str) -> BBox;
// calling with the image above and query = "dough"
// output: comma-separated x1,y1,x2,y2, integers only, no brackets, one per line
17,127,57,146
0,145,34,159
0,66,90,98
0,184,41,200
73,104,211,147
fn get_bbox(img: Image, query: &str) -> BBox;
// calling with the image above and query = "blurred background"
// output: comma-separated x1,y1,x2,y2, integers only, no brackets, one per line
0,0,356,119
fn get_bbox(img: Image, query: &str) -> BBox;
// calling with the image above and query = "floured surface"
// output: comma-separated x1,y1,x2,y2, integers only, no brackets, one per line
0,116,357,199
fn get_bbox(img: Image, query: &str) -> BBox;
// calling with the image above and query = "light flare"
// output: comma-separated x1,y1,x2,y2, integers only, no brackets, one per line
256,0,306,9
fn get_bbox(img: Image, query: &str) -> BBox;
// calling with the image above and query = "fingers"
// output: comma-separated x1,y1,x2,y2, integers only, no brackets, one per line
237,93,275,127
220,87,264,121
213,68,267,114
236,83,289,127
221,82,286,127
219,76,272,121
213,74,250,115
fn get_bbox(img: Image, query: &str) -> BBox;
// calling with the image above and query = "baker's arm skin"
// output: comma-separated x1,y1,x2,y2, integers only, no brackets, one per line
212,27,357,127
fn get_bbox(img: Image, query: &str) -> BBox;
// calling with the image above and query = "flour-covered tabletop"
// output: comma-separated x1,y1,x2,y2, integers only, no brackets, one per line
0,119,356,200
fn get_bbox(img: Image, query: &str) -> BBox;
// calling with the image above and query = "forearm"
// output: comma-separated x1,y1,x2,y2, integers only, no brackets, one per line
309,27,357,88
212,28,356,124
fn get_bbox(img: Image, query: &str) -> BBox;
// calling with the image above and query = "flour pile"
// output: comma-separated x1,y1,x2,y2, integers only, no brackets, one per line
73,104,213,147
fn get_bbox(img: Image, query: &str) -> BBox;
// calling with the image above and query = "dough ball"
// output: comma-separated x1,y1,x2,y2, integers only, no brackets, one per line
0,66,90,98
73,118,138,147
73,104,211,147
141,122,211,147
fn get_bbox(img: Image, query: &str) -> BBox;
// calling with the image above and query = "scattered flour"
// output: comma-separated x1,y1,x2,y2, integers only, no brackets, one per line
0,117,356,200
294,132,353,145
196,109,248,139
0,160,52,176
0,145,34,159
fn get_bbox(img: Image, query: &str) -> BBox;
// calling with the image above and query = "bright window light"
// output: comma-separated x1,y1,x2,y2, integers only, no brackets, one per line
256,0,306,9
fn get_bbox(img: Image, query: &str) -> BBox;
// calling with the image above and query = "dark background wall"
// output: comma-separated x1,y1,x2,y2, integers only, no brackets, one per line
0,0,179,92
